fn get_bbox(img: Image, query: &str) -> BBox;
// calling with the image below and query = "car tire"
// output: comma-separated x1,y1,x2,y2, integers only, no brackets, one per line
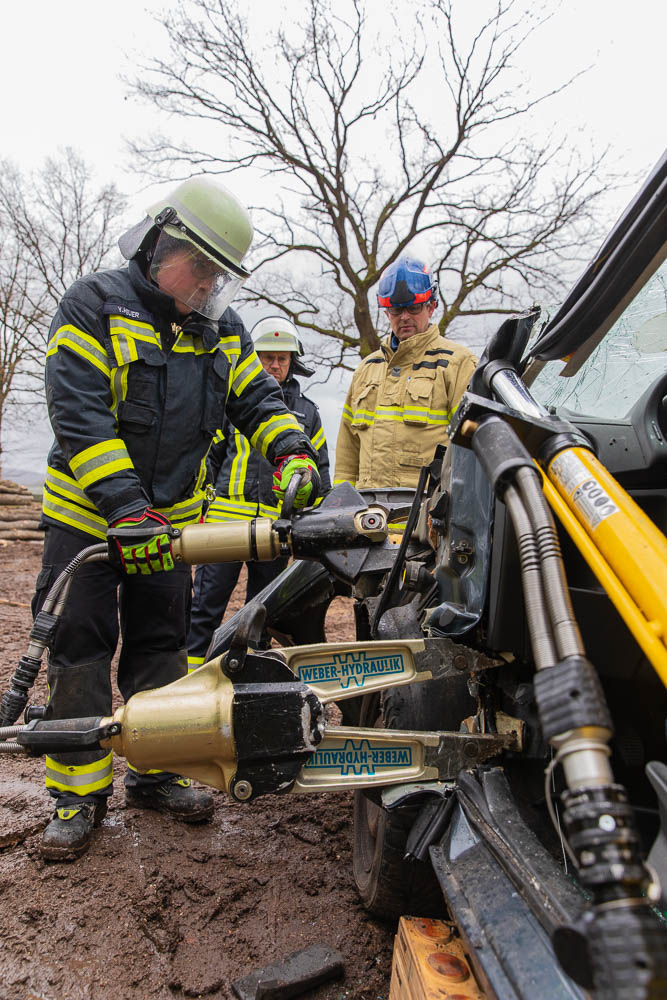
351,673,475,920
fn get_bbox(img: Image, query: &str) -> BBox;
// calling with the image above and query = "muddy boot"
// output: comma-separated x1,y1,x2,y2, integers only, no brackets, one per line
125,777,214,823
40,800,108,862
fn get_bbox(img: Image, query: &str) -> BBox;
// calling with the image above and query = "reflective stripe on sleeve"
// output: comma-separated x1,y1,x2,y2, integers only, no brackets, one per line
250,413,302,455
231,352,263,397
69,439,134,489
47,325,111,378
45,753,113,795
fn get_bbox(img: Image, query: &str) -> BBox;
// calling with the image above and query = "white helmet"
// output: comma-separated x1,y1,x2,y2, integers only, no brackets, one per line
250,317,313,376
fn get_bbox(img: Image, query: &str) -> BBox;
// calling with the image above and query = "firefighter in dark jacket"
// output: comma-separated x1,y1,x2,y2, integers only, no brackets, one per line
35,177,321,861
187,317,331,668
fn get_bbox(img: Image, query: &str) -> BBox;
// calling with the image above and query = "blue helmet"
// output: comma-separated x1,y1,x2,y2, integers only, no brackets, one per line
377,257,438,308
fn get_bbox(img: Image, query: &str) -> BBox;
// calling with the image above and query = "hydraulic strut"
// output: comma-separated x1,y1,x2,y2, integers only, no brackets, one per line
460,396,667,997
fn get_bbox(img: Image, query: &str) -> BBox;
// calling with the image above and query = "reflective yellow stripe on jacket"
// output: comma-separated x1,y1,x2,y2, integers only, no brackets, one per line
43,466,206,538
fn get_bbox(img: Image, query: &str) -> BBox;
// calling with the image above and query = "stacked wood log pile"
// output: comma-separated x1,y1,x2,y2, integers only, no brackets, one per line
0,480,43,543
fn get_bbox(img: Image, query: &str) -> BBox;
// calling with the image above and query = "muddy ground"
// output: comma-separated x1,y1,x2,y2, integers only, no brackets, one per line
0,541,394,1000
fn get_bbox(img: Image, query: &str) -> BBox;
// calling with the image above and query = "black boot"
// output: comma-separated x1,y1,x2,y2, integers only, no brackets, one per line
40,800,108,862
125,777,214,823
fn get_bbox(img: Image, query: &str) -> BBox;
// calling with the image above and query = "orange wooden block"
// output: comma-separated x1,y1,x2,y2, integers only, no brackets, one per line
389,916,486,1000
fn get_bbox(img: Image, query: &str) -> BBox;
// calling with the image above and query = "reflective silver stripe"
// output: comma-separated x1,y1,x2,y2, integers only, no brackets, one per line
231,353,262,396
108,315,160,343
251,413,302,454
47,325,111,377
158,493,205,527
70,441,134,488
43,487,108,539
45,754,113,791
45,468,97,510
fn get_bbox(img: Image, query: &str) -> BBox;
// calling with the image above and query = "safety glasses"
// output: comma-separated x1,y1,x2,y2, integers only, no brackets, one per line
385,303,427,317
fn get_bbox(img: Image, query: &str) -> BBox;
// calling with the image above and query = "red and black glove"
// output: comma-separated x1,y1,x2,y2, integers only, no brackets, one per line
108,509,176,575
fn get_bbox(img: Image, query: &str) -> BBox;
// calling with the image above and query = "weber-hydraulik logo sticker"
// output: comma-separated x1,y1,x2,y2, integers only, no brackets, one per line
303,738,414,776
296,650,405,690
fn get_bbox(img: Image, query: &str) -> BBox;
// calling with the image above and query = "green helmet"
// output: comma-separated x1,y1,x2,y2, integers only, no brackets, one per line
118,176,254,321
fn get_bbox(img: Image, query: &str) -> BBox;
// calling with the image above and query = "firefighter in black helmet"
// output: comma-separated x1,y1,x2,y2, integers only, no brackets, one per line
34,177,321,861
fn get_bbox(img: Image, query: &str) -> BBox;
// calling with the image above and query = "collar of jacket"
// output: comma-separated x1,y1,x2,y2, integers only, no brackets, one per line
380,323,442,363
280,374,302,402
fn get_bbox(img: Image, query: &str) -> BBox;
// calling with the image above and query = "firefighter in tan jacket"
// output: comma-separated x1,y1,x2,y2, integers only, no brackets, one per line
334,257,477,489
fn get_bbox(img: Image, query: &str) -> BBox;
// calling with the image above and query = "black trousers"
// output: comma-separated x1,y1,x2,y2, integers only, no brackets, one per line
187,556,288,662
33,523,192,802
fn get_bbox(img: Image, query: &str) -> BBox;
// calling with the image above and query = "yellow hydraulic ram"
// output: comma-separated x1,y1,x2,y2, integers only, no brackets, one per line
543,446,667,687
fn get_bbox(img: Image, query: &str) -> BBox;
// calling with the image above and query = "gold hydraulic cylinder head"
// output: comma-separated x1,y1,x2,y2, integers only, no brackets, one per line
171,517,281,566
99,659,238,792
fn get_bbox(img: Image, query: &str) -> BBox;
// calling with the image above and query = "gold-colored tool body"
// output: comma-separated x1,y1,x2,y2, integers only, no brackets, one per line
546,447,667,679
172,518,280,565
88,637,513,798
100,657,238,792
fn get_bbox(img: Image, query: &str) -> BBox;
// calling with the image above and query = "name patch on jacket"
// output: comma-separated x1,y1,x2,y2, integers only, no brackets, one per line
103,303,155,325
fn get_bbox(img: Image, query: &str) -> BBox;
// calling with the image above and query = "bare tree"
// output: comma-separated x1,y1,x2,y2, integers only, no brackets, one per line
0,149,127,474
129,0,613,368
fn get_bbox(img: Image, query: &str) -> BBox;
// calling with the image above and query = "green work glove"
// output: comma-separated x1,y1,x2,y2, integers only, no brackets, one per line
272,454,320,509
108,509,175,575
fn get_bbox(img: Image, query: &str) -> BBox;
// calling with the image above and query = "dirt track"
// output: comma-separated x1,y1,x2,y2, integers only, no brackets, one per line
0,541,393,1000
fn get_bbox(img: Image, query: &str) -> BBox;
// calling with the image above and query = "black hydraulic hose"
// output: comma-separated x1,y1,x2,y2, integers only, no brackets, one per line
0,543,108,726
514,466,584,661
503,483,558,671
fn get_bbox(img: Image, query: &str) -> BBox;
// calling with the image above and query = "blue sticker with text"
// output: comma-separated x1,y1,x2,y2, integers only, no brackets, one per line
297,651,405,689
304,739,413,775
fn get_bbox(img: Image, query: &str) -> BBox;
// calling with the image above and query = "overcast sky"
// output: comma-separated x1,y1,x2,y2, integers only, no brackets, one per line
1,0,664,485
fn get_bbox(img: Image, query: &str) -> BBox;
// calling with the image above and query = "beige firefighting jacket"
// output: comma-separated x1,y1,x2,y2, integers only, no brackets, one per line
334,324,477,489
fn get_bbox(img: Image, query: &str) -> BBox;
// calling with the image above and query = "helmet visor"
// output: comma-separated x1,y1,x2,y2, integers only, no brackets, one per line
150,233,245,321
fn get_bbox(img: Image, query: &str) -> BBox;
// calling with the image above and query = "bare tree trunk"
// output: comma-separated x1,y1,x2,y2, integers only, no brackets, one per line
355,301,381,358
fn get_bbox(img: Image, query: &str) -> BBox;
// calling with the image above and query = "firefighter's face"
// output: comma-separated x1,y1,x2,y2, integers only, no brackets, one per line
385,300,437,341
258,351,291,384
154,246,219,316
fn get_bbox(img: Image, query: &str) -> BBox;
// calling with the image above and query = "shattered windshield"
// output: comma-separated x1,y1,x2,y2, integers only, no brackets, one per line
531,257,667,419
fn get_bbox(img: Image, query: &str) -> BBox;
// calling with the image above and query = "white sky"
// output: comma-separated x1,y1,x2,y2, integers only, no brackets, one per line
1,0,665,485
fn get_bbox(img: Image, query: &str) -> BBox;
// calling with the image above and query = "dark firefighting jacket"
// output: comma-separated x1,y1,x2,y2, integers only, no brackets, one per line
42,258,313,539
205,374,331,521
